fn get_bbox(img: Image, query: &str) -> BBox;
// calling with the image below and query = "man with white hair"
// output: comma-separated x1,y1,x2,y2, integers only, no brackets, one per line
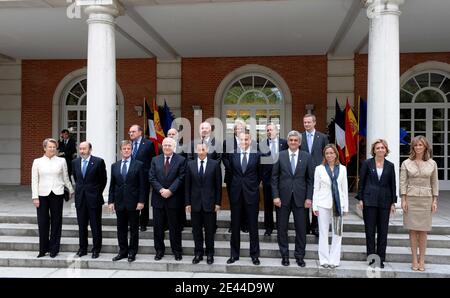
149,137,186,261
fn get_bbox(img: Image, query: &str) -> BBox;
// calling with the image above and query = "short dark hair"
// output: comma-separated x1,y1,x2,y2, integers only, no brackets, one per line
61,129,69,134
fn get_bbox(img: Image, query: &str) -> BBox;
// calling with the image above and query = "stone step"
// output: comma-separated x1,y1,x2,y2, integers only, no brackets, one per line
1,214,449,235
0,250,449,278
1,235,449,264
1,223,449,248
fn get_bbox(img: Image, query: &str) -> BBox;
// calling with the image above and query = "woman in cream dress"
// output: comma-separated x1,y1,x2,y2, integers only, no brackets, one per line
400,136,438,272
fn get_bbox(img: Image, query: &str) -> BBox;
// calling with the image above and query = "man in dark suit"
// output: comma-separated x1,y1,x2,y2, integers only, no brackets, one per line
272,130,314,267
58,129,77,181
261,123,288,236
226,130,261,266
223,119,248,233
185,142,222,265
108,140,145,263
300,114,328,237
72,142,107,259
189,121,222,162
128,124,156,232
149,137,186,261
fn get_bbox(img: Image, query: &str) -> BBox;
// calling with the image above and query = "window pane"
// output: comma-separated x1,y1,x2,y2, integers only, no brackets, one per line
400,121,411,131
224,92,238,104
431,73,444,88
433,133,444,143
227,85,244,98
269,110,281,127
400,109,411,119
68,121,78,132
71,83,85,97
433,108,445,119
400,90,413,103
433,121,444,131
434,157,444,168
433,145,444,156
415,89,444,103
256,109,267,140
80,121,86,132
400,144,410,155
238,110,250,120
414,121,426,131
403,133,411,144
240,77,252,88
66,94,78,105
438,169,444,180
80,96,86,106
80,111,86,121
68,110,77,121
254,76,267,88
441,78,450,94
268,92,281,104
80,133,86,143
402,78,419,94
80,79,87,92
415,73,429,88
240,92,257,105
414,109,426,119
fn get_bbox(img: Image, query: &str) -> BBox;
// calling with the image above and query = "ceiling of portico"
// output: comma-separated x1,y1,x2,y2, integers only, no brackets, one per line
0,0,449,60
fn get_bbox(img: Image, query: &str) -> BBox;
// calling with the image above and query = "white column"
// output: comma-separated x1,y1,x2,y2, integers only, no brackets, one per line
83,2,122,200
365,0,403,208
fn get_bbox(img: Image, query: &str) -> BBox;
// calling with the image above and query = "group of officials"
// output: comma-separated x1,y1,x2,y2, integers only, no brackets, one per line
36,113,437,270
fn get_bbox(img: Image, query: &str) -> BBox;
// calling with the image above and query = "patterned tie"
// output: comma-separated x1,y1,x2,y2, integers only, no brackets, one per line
290,153,296,175
307,133,313,153
164,156,170,176
199,160,204,182
132,141,138,157
121,160,128,180
81,159,88,178
241,152,248,173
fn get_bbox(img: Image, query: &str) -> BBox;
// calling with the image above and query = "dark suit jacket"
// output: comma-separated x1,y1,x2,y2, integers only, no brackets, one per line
271,150,314,207
58,138,77,165
108,159,146,211
185,159,222,212
149,153,186,209
357,158,397,209
227,152,261,205
261,138,288,184
133,137,156,173
300,130,329,168
72,156,107,209
222,137,238,185
188,137,222,163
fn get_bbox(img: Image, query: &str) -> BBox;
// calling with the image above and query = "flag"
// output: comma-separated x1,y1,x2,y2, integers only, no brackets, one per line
335,99,346,164
153,98,165,144
400,128,409,145
358,97,367,138
345,99,358,164
144,99,159,155
161,100,174,136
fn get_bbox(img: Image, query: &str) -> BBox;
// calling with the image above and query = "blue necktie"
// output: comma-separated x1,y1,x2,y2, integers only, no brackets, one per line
132,141,138,157
199,160,204,182
121,160,128,180
291,153,296,175
241,152,248,173
307,133,313,153
81,159,88,178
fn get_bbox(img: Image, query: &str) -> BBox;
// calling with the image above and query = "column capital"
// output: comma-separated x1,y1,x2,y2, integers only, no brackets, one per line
364,0,404,19
79,0,124,22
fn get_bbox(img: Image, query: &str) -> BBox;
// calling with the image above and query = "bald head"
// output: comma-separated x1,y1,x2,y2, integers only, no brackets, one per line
79,141,92,159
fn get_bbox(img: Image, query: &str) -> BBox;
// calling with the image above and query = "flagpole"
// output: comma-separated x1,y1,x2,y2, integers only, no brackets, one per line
356,96,361,192
143,97,147,138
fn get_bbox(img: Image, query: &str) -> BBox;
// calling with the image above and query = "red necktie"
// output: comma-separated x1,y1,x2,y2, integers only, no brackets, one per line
164,156,170,175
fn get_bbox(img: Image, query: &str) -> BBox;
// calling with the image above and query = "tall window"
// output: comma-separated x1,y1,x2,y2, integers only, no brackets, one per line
400,71,450,184
223,74,283,141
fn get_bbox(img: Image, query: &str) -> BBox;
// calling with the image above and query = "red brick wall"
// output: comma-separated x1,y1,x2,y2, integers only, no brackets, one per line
21,59,156,184
181,56,328,133
355,52,450,101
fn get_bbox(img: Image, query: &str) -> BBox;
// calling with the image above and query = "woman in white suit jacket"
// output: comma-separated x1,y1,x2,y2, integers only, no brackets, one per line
32,138,74,258
312,144,348,268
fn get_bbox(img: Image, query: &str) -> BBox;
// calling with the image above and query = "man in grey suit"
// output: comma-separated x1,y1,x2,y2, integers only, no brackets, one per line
301,114,328,237
272,130,314,267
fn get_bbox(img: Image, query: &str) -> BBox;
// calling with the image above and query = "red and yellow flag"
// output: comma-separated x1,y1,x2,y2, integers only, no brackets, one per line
344,99,358,164
153,98,165,144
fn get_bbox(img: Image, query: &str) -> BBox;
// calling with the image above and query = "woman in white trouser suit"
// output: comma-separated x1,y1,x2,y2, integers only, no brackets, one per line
312,144,348,268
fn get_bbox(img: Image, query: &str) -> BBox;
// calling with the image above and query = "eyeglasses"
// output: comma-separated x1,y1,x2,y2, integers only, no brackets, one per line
128,131,137,135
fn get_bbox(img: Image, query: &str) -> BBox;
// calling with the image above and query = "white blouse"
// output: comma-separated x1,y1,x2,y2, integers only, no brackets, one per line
31,155,74,199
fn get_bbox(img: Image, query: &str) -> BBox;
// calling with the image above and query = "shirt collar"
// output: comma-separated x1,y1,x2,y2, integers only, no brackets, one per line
289,149,299,155
122,157,131,163
82,155,91,163
164,154,173,160
198,157,208,164
307,130,316,136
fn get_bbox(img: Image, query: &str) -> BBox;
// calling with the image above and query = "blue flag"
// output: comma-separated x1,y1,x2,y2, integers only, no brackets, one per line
400,128,409,145
160,100,174,136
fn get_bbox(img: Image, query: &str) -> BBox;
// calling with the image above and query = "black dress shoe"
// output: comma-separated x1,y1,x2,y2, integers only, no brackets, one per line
192,255,203,264
154,253,164,261
296,258,306,267
50,252,58,258
91,252,100,259
140,226,147,232
76,250,87,257
207,256,214,265
241,228,248,233
226,257,239,264
264,229,273,236
312,229,319,237
128,255,136,262
251,257,260,265
228,228,232,233
281,257,290,266
112,254,127,261
380,261,385,269
174,254,182,261
37,252,46,258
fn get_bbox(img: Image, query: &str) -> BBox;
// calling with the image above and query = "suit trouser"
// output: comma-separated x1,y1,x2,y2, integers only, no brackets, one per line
37,192,64,254
305,208,319,233
153,206,183,255
139,181,151,228
191,210,216,256
262,180,278,230
226,183,248,230
277,197,306,259
363,206,390,262
317,207,342,266
116,209,139,256
76,202,102,253
230,193,260,258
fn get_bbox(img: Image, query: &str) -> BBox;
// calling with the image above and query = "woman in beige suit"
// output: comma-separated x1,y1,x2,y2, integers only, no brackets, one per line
400,135,438,272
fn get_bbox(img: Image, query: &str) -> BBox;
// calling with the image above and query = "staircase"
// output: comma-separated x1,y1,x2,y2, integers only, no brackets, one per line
0,210,449,278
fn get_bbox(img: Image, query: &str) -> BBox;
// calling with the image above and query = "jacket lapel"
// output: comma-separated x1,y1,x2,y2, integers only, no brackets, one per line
83,157,95,180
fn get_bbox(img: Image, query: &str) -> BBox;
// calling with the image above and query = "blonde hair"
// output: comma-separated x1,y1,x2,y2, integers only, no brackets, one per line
409,135,432,161
371,139,390,157
43,138,58,149
321,144,340,165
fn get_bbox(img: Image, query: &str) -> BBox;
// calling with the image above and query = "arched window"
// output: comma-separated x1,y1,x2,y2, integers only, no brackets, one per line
400,71,450,183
